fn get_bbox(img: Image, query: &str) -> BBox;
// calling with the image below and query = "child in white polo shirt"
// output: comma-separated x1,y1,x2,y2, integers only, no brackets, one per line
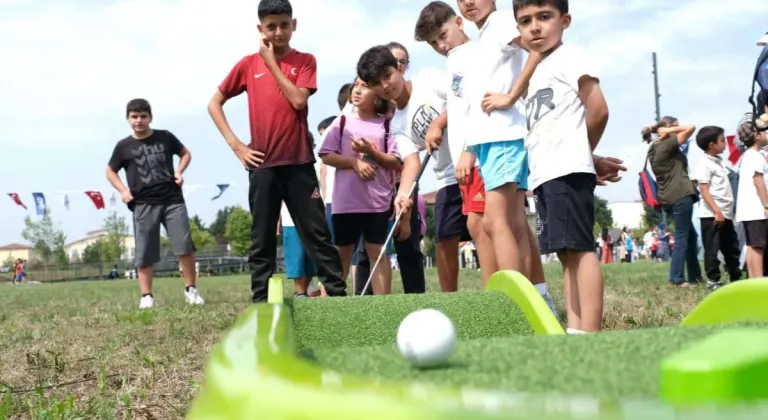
693,126,742,290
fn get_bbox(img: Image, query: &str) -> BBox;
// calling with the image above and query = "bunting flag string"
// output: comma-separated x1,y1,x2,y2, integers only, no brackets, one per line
4,183,241,214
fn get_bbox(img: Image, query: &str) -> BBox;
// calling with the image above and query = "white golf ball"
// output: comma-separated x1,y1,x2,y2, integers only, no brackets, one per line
397,309,456,368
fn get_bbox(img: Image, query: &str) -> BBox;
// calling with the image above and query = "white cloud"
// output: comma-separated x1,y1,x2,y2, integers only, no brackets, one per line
0,0,427,146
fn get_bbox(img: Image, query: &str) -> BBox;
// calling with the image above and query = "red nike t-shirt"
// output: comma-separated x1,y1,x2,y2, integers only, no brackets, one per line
218,50,317,168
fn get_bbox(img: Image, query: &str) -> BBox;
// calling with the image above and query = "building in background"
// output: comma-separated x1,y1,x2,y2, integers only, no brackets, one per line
64,229,136,262
608,201,645,230
0,243,35,265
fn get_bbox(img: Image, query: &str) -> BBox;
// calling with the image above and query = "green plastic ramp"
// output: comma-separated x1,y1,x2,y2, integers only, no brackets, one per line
486,270,564,335
680,279,768,326
660,329,768,405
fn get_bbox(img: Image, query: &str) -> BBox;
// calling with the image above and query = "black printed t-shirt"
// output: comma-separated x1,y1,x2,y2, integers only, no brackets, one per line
108,129,185,206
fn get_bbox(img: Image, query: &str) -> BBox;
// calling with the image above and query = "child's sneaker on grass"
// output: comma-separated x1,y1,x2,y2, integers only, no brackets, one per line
707,280,722,291
139,295,154,309
185,286,205,305
294,292,309,299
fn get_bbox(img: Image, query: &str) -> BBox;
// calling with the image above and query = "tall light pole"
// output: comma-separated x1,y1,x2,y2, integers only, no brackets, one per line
652,52,667,224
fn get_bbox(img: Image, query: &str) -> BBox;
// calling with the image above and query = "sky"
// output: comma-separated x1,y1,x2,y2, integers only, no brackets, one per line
0,0,766,246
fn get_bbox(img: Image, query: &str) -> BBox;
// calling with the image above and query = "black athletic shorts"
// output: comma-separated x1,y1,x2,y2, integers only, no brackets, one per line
434,183,472,243
332,211,391,246
743,219,767,249
533,173,597,255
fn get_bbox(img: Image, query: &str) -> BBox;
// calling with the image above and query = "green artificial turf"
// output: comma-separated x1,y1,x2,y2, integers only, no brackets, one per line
306,324,768,400
291,291,533,352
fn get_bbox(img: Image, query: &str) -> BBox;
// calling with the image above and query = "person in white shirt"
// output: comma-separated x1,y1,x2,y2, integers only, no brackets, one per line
357,45,470,294
412,1,556,315
693,126,742,290
735,113,768,279
516,0,609,333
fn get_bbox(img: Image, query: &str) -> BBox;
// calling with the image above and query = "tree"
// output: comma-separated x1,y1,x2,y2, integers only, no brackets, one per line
424,205,435,239
643,205,663,228
190,220,215,251
225,206,252,257
21,209,67,265
101,212,129,262
81,240,103,264
593,196,613,237
209,206,236,239
2,255,15,268
191,215,206,231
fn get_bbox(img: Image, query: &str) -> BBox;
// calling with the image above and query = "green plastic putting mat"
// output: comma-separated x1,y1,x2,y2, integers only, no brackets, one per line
661,328,768,405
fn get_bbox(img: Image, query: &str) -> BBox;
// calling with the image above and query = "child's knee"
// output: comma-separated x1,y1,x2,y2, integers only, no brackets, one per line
467,213,484,239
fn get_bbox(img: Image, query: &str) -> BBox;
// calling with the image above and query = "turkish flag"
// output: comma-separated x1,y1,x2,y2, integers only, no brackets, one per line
727,135,742,166
7,193,27,209
84,191,105,209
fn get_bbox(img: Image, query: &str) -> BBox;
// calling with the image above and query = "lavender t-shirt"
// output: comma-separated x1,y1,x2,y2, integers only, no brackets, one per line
318,114,400,214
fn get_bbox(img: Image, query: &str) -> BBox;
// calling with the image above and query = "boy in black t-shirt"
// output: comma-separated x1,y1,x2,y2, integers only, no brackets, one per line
106,98,204,309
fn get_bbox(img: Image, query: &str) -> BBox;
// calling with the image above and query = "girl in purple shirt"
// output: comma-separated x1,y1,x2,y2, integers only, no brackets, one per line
319,78,402,294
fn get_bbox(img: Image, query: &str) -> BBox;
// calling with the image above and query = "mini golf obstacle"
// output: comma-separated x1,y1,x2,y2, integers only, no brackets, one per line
187,274,768,419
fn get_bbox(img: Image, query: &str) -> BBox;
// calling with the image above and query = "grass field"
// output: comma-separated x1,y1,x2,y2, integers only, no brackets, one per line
0,262,713,419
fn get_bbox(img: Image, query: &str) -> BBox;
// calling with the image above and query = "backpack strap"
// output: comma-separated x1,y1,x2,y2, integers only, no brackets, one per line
384,118,392,149
339,115,346,135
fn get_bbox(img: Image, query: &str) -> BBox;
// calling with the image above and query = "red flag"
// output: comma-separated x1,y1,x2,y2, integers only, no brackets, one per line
84,191,105,209
7,193,27,209
727,135,742,166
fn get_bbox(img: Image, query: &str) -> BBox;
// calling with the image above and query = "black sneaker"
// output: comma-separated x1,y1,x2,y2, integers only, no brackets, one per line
293,293,309,299
707,281,722,291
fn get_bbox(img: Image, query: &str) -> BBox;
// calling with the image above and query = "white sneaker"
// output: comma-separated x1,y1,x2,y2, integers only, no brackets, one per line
185,287,205,305
139,295,154,309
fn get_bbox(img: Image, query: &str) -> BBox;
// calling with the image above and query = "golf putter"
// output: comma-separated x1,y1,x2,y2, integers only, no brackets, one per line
360,152,432,296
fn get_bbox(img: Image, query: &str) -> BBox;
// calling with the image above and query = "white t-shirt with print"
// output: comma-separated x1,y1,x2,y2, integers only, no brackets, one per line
736,148,767,222
524,44,596,191
445,42,479,168
693,154,734,220
465,10,527,146
391,67,456,189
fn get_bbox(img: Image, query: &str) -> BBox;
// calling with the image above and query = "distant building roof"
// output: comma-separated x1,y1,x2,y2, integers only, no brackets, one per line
0,243,30,250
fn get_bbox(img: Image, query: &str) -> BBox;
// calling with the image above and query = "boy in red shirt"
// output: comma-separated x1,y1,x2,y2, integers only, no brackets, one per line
207,0,346,302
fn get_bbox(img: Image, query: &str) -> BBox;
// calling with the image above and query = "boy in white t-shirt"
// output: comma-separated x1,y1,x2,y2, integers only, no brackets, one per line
413,1,556,314
735,113,768,279
357,46,470,294
692,126,742,290
516,0,610,333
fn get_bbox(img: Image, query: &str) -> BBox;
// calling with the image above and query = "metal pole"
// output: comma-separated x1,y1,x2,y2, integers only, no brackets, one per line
652,52,667,225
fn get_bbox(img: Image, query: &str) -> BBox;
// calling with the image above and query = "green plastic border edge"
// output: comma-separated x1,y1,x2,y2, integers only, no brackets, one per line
486,270,565,335
680,279,768,326
186,274,768,419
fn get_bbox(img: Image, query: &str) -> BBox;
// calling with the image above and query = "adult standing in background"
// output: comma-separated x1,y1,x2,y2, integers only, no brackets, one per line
644,117,701,286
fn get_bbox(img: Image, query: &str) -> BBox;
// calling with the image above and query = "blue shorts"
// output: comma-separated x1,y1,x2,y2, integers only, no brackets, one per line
282,226,317,279
468,139,528,191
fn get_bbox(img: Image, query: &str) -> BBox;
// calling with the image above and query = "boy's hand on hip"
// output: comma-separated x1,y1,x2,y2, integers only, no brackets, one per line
425,123,443,154
120,190,134,204
174,171,184,187
455,151,475,185
353,159,377,180
233,142,265,169
481,92,514,113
